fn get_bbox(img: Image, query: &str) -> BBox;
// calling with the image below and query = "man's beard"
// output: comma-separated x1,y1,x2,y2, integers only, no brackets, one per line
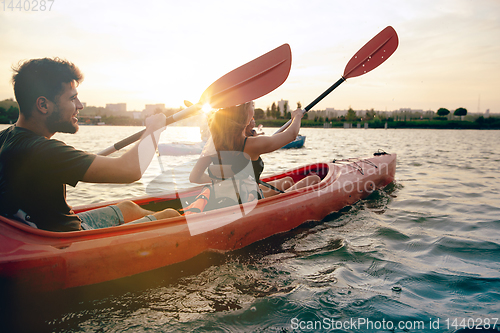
46,106,79,134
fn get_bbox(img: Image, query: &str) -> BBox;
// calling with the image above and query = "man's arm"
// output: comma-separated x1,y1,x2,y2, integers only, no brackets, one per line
82,113,166,184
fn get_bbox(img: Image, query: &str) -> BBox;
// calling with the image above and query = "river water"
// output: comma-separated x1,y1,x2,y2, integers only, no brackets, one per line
2,124,500,332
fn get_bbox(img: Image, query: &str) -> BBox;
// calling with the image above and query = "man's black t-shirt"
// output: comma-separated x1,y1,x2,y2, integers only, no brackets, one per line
0,125,96,231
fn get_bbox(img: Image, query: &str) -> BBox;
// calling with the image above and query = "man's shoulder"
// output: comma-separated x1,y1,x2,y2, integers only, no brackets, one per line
0,126,78,159
0,126,36,150
6,126,47,144
0,125,16,138
1,125,42,142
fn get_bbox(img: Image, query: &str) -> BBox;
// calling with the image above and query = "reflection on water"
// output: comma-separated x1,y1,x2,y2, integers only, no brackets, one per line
2,124,500,332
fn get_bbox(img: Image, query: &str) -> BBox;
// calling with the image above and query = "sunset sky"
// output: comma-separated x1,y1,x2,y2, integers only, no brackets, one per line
1,0,499,114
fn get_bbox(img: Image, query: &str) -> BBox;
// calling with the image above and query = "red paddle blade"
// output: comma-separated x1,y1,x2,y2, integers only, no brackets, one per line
343,26,399,79
200,44,292,108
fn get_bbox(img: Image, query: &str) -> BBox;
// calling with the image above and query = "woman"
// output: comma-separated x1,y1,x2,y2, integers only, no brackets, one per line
189,101,320,199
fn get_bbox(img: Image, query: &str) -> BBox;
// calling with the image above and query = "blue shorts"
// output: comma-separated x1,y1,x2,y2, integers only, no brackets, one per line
78,205,156,230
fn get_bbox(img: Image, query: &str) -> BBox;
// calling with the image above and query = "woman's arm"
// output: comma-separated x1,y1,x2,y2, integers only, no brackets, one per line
245,108,303,158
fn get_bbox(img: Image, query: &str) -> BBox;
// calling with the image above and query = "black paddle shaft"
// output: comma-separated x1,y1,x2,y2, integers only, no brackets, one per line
303,76,346,112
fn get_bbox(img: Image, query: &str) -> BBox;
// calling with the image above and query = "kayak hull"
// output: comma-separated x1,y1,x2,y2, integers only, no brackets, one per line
0,153,396,292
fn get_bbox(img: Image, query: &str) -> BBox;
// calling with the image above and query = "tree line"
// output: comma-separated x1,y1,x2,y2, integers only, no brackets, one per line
0,106,19,124
254,101,306,120
256,102,473,123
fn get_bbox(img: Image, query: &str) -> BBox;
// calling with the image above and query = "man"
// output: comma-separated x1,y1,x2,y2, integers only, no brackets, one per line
0,57,180,232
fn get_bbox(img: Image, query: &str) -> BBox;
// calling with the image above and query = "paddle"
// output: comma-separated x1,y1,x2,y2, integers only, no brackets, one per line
98,44,292,156
274,26,399,134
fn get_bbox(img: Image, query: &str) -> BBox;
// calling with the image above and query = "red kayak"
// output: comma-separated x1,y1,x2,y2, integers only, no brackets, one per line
0,153,396,292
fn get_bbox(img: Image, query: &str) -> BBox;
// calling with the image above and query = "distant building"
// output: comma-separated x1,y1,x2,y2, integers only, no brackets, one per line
485,109,490,118
143,104,167,117
423,110,434,119
391,108,424,121
278,99,289,117
130,111,143,120
325,108,347,118
105,103,127,113
356,110,366,117
309,108,349,119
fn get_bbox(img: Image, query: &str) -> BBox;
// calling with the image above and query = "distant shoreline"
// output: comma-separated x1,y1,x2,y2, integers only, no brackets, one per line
71,120,500,130
2,118,499,130
256,119,500,130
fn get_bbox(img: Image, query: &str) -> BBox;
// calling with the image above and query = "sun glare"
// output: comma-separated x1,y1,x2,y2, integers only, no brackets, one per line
202,103,213,114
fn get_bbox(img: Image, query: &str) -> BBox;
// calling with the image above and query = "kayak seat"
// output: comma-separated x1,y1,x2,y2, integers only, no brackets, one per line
180,164,260,216
207,163,262,207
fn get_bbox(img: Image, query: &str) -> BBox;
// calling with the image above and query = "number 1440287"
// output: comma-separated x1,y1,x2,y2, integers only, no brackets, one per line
2,0,54,11
445,317,498,330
